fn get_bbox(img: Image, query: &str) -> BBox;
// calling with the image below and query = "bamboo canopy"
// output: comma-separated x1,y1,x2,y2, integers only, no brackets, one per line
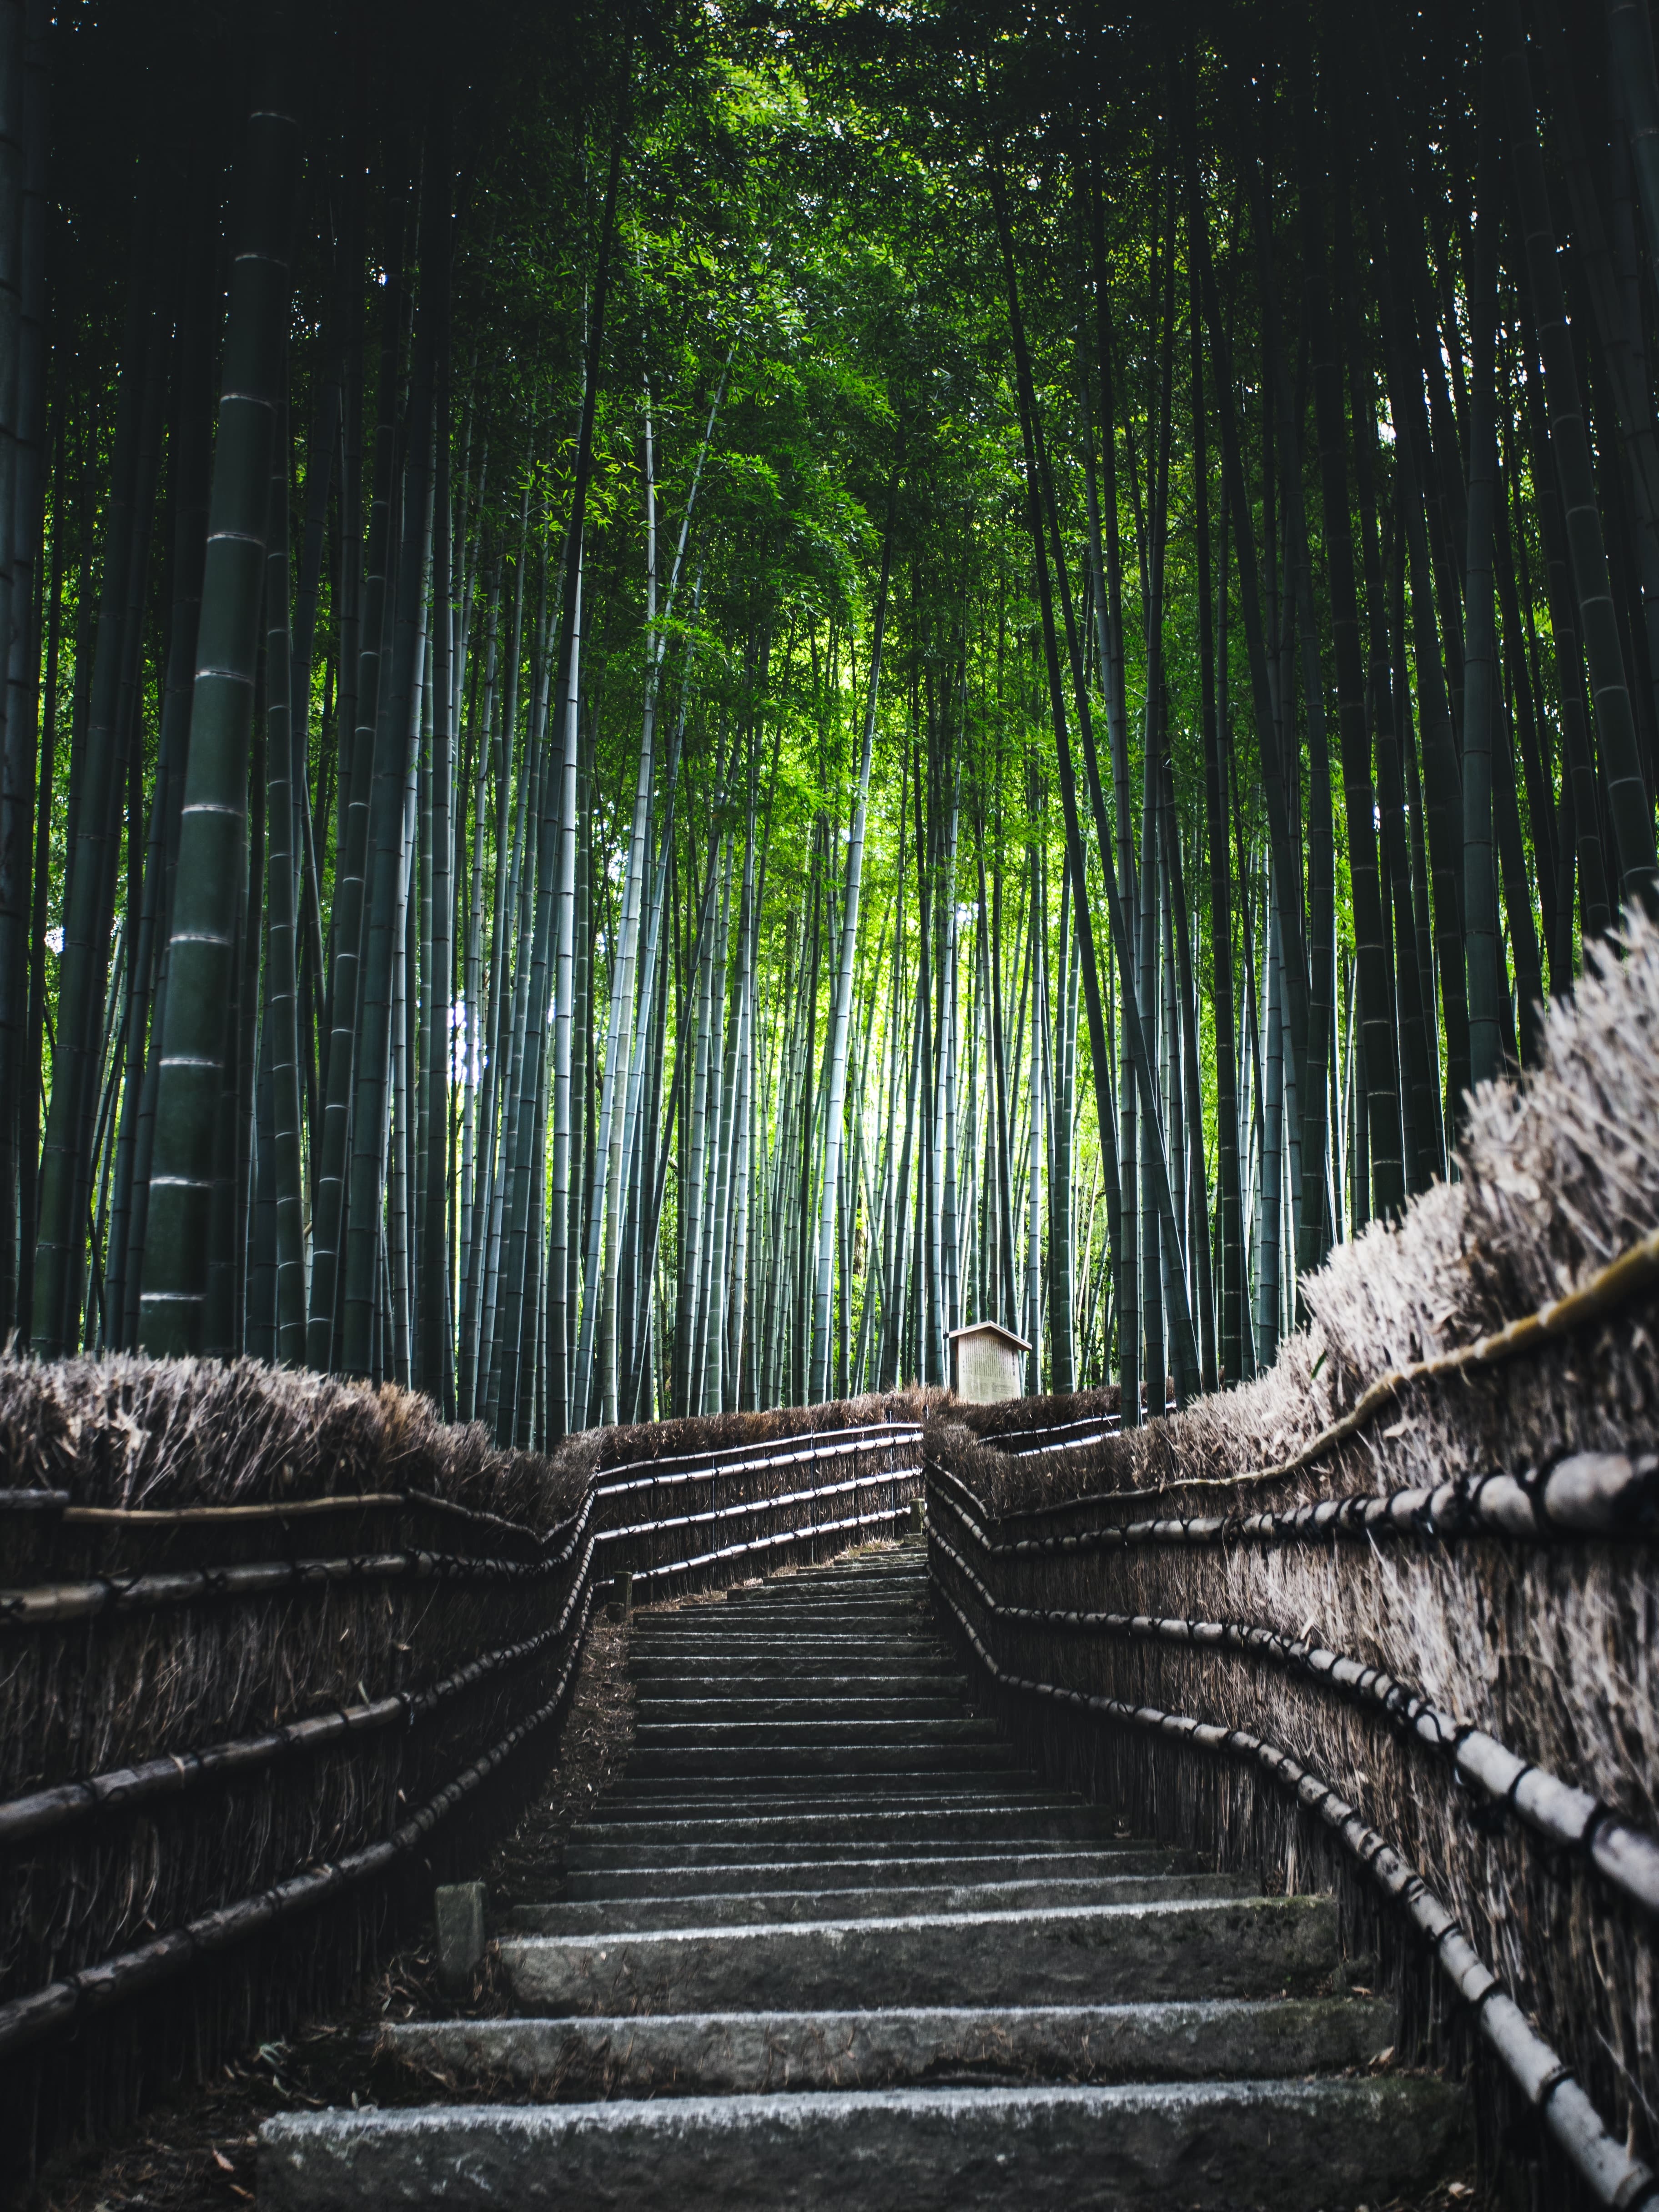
0,0,1649,1444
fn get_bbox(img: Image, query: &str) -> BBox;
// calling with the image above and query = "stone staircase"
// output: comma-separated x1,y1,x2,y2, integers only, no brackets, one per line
260,1546,1463,2208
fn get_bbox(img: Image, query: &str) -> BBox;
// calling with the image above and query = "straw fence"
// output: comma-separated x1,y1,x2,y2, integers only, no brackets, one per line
924,926,1659,2210
0,1363,923,2177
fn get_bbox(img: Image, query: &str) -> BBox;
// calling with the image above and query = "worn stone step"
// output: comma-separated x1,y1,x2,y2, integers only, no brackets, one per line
626,1653,952,1677
631,1719,1000,1748
503,1872,1252,1934
626,1743,1018,1779
648,1618,935,1634
261,2074,1463,2211
719,1583,925,1599
642,1616,929,1637
637,1628,936,1650
732,1594,920,1608
736,1593,923,1609
731,1568,921,1581
629,1636,948,1658
641,1599,928,1614
565,1807,1125,1859
600,1768,1046,1794
635,1696,969,1723
629,1655,963,1684
591,1790,1059,1819
576,1810,1122,1845
668,1606,928,1627
718,1594,925,1610
632,1627,944,1648
743,1572,919,1590
590,1785,1085,1821
562,1849,1198,1899
635,1667,967,1692
596,1766,1030,1800
502,1895,1338,2015
751,1577,921,1597
572,1815,1127,1853
630,1654,948,1671
377,1993,1395,2099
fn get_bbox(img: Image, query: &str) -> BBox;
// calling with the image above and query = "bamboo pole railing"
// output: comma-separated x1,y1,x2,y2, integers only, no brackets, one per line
0,1417,924,2071
923,1418,1659,2212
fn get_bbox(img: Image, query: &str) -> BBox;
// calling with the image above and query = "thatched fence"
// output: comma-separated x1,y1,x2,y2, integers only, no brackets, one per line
0,1365,923,2177
924,929,1659,2210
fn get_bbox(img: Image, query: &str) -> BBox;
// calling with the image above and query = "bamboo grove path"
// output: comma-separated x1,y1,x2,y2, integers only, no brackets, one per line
258,1541,1462,2208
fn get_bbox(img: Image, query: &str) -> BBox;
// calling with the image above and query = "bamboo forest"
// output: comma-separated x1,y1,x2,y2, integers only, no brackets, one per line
2,0,1653,1443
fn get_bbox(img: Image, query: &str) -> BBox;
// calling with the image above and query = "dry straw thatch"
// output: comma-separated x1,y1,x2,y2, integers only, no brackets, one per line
580,1387,935,1471
0,1363,587,2180
925,922,1659,2198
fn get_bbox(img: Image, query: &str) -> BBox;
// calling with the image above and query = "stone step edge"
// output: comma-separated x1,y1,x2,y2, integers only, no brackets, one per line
258,2075,1465,2212
501,1892,1325,1954
500,1874,1250,1929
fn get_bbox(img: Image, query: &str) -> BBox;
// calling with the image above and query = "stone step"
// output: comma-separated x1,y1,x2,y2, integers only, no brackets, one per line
719,1583,925,1599
628,1637,955,1654
562,1849,1199,1899
635,1666,968,1690
719,1595,926,1611
739,1559,923,1575
632,1655,949,1672
663,1605,928,1626
261,2074,1463,2211
739,1591,923,1607
501,1895,1338,2015
637,1610,935,1629
625,1742,1018,1779
731,1567,922,1580
628,1656,964,1684
589,1805,1071,1833
637,1628,936,1650
589,1785,1089,1820
579,1805,1123,1840
635,1696,969,1723
377,1994,1395,2099
503,1871,1252,1933
594,1767,1031,1800
565,1807,1126,1859
644,1588,924,1606
631,1718,1001,1747
675,1629,934,1644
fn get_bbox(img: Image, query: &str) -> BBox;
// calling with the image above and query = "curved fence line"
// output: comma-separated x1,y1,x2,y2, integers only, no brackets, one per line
0,1584,598,2063
0,1438,924,1629
929,1563,1657,2212
926,1446,1659,1553
0,1551,596,1850
595,1422,922,1490
0,1417,923,2078
928,1485,1659,1924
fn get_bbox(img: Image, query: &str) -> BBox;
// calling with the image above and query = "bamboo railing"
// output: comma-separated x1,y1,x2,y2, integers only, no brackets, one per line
923,1425,1659,2210
0,1418,923,2101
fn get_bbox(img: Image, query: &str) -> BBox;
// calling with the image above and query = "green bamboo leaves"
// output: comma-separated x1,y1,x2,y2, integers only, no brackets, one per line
10,0,1659,1429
